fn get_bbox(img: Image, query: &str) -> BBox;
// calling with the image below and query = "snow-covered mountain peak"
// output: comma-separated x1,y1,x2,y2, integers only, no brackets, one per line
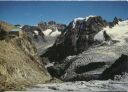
73,17,85,28
72,15,96,28
85,15,96,21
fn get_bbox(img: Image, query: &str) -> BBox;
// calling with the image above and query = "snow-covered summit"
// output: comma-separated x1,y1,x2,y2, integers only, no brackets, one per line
85,15,96,21
73,17,85,28
72,15,96,28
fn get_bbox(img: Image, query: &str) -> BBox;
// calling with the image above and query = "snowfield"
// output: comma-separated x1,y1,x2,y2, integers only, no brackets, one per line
105,20,128,45
50,28,61,37
94,30,105,42
43,29,53,36
94,20,128,43
43,28,61,37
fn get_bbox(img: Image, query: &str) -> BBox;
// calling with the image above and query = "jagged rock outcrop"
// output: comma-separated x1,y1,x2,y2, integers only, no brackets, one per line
42,16,109,62
38,21,47,31
100,54,128,80
22,25,45,42
38,21,66,32
109,17,122,28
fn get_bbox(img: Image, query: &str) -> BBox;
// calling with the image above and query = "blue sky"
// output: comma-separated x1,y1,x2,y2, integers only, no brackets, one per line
0,1,128,25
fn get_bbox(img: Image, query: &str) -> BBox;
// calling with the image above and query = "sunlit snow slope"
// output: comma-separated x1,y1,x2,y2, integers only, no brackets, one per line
43,28,61,37
105,20,128,44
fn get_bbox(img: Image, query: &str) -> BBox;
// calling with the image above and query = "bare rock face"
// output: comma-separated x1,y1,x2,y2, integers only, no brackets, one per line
42,16,109,63
38,21,66,32
100,54,128,80
22,25,46,42
109,17,122,28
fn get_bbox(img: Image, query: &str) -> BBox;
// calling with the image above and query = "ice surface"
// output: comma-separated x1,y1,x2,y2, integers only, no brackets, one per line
43,28,61,37
50,28,61,37
43,29,52,36
94,30,105,41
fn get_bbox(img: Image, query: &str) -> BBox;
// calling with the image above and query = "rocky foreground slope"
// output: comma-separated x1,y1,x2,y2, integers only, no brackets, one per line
0,22,52,90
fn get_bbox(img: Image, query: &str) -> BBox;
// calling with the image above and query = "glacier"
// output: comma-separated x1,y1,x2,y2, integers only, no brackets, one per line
27,19,128,92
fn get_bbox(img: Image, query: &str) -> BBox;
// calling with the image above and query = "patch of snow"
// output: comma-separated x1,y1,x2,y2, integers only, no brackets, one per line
34,30,39,35
85,15,96,21
19,26,23,29
45,62,54,68
66,55,77,60
94,30,105,42
43,29,52,36
43,28,61,37
50,28,61,37
73,17,85,28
